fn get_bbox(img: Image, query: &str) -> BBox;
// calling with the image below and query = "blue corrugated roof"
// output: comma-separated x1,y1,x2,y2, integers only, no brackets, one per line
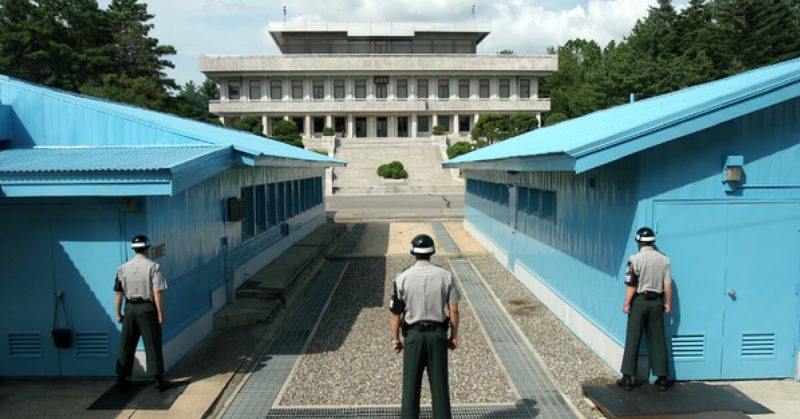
0,145,228,173
0,75,345,167
444,58,800,173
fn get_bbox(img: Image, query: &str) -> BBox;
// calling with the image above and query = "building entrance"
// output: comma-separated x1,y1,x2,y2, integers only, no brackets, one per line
355,117,367,137
376,117,388,137
397,117,409,137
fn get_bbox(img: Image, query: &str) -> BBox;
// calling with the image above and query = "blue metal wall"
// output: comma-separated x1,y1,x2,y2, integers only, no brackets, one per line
464,97,800,379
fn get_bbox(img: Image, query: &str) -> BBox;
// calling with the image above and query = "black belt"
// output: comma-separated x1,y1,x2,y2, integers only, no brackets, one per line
126,298,152,304
407,320,447,331
637,291,663,300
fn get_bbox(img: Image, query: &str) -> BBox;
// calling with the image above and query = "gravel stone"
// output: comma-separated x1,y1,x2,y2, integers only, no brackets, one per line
278,255,517,406
469,255,618,419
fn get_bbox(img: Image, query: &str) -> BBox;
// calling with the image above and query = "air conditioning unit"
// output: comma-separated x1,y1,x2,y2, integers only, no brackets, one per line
226,197,245,222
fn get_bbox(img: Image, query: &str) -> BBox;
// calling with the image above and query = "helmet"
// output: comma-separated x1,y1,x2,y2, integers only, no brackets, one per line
634,227,656,243
131,235,151,249
410,234,436,255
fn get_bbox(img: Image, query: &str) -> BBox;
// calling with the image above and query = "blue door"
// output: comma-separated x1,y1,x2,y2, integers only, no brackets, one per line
0,205,125,376
655,201,799,379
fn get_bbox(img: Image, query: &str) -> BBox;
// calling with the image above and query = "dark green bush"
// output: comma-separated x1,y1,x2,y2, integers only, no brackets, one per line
446,140,489,159
272,119,303,147
377,161,408,179
544,112,568,126
322,127,335,136
432,124,446,135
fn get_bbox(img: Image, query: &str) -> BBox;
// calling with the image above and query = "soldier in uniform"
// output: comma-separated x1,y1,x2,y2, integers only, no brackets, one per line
389,234,460,419
114,235,168,391
617,227,672,391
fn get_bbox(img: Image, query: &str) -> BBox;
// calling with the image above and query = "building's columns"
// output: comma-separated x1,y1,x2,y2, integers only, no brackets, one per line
432,114,438,128
262,115,269,136
347,114,354,138
304,115,311,139
452,114,459,135
411,114,418,138
220,116,228,126
536,112,542,128
474,113,481,131
284,115,290,121
325,115,333,130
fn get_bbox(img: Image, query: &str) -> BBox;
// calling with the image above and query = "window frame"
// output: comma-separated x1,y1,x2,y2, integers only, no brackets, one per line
312,79,324,100
291,79,304,100
437,79,450,100
333,79,345,100
479,79,490,99
458,79,470,99
249,81,261,101
354,79,367,100
270,80,282,100
417,79,428,100
396,79,408,100
228,81,241,101
499,79,510,99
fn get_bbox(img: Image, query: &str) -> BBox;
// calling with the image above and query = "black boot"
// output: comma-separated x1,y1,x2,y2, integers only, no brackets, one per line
655,376,669,391
155,375,168,391
113,376,129,391
615,375,635,391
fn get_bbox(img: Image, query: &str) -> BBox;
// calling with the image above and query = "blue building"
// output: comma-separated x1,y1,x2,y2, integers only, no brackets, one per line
444,58,800,381
0,75,344,376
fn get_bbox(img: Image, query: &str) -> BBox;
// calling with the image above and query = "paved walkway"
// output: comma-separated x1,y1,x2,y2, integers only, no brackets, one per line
217,224,579,418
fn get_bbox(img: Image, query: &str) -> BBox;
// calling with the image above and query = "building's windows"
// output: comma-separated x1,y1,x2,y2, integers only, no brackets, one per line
293,180,301,217
350,41,370,53
517,187,557,223
354,79,366,99
413,39,432,53
292,117,304,133
270,80,282,100
479,79,490,99
417,116,430,133
333,79,345,99
417,79,429,100
454,40,473,53
241,186,254,240
433,40,452,53
267,183,277,227
312,79,324,100
393,41,412,53
396,79,408,99
438,115,450,132
228,81,240,100
313,117,324,134
459,115,470,132
309,40,330,53
286,40,307,54
331,40,348,53
249,81,261,101
519,79,530,99
458,79,470,99
375,84,387,99
437,79,450,100
541,190,556,222
499,79,510,99
255,184,267,233
334,117,346,134
292,79,303,100
372,41,389,53
277,182,286,222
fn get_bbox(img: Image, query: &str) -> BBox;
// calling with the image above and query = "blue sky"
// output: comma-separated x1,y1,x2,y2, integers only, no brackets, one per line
99,1,686,86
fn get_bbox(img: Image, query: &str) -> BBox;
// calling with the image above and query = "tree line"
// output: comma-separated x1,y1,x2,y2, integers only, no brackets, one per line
540,0,800,121
0,0,219,124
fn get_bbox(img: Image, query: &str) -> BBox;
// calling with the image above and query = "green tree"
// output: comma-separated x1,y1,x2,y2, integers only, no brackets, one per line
543,112,568,126
446,140,487,159
271,119,303,147
471,113,508,143
507,111,539,138
232,115,263,136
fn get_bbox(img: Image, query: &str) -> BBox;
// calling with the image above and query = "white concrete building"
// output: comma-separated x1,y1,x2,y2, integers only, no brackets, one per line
200,22,557,140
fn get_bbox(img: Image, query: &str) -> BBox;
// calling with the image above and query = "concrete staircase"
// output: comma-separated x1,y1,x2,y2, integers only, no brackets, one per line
332,137,464,195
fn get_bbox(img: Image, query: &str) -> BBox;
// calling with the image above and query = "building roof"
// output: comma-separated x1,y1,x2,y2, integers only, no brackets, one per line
0,75,345,197
268,21,491,52
443,58,800,173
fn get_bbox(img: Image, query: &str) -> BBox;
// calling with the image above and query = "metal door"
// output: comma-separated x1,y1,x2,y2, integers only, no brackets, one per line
52,206,126,375
0,209,60,375
655,201,799,379
720,203,799,378
0,205,125,376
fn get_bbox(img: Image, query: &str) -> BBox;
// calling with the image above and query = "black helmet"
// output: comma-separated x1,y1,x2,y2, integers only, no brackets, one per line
635,227,656,243
131,235,151,249
410,234,436,255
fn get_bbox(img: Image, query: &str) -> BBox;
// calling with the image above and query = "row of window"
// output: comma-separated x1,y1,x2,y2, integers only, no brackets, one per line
228,78,532,101
283,38,476,54
272,114,472,136
240,177,323,241
466,180,557,224
518,186,557,223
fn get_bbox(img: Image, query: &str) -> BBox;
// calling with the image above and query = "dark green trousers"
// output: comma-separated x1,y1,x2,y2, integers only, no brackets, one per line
621,295,668,377
401,326,451,419
116,301,164,378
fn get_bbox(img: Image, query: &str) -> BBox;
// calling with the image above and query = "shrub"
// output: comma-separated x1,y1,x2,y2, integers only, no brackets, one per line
272,119,303,147
471,113,507,143
232,115,263,136
310,148,328,156
377,161,408,179
544,112,568,126
507,111,539,137
432,124,446,135
447,140,489,159
322,126,335,136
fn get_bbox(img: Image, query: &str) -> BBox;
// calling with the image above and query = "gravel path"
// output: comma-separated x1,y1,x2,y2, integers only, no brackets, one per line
469,255,618,419
277,255,517,406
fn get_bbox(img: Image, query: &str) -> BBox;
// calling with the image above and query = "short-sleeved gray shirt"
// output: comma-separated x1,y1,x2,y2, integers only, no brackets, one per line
114,254,167,300
393,260,460,324
625,246,671,293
